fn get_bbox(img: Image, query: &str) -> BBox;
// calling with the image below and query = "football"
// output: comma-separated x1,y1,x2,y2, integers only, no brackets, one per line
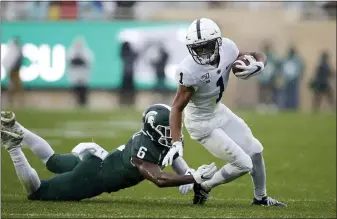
231,55,255,75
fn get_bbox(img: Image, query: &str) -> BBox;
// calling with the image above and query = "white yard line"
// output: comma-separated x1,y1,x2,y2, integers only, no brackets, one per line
62,120,141,130
30,129,116,138
27,120,142,139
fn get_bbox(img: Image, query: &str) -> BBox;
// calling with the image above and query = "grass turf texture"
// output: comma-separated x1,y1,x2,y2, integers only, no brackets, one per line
1,109,336,218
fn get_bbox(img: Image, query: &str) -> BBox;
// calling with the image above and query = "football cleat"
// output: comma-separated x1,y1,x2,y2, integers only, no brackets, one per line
1,111,23,150
193,183,210,205
1,127,24,150
252,196,287,207
1,111,16,127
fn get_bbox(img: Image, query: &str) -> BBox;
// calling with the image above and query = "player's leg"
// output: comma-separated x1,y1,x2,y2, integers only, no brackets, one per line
46,153,80,174
1,124,41,196
188,128,253,204
18,121,80,173
28,152,103,201
198,128,253,190
326,85,335,110
221,106,286,206
2,115,103,201
312,92,322,112
184,117,252,204
1,111,80,173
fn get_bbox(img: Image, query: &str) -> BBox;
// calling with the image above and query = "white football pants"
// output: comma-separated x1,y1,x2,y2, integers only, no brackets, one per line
185,104,263,169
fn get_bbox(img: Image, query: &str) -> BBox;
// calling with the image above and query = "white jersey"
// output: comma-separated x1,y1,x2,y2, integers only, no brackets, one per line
175,38,239,121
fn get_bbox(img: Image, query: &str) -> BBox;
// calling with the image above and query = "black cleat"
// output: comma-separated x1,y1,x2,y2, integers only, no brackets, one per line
252,196,287,207
193,183,210,205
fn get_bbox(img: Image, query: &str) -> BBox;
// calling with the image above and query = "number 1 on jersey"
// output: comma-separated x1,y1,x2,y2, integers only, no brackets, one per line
179,72,183,84
216,76,224,103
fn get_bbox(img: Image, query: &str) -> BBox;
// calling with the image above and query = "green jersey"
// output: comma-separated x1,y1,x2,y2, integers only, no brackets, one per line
100,131,170,193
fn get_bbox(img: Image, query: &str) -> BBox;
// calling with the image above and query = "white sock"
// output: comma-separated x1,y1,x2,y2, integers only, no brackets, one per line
18,123,54,164
8,147,41,195
201,163,249,191
250,153,267,200
172,156,189,175
201,169,226,191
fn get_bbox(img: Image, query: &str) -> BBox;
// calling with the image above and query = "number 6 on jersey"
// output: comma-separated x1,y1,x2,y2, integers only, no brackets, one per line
137,146,147,159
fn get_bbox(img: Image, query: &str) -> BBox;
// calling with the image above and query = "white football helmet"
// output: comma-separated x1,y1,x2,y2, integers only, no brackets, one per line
185,18,222,65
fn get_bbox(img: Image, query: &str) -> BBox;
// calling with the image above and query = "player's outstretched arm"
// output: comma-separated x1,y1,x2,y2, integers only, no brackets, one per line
133,156,195,187
133,157,216,188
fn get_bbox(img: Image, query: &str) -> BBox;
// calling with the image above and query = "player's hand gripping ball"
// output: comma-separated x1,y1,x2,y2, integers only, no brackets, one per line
232,55,253,74
232,55,264,80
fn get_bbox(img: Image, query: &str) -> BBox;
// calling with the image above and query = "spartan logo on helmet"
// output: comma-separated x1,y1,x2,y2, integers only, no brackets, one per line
145,111,158,129
142,104,183,148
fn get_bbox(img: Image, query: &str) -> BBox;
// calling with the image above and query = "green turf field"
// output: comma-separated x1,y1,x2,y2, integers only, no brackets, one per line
1,109,336,218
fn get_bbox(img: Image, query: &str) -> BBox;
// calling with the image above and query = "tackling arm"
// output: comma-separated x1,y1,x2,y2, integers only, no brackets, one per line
132,157,195,187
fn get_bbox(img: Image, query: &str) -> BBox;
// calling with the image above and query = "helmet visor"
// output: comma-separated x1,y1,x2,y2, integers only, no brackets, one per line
187,38,219,65
156,125,183,148
190,40,216,56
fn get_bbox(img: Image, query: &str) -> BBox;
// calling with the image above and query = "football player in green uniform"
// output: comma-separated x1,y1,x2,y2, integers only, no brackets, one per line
1,104,216,201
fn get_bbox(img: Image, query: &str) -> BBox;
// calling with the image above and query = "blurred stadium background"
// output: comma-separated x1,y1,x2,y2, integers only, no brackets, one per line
1,1,336,218
1,1,336,112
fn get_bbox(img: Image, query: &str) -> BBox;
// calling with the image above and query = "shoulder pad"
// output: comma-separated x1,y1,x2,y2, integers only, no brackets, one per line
221,38,239,57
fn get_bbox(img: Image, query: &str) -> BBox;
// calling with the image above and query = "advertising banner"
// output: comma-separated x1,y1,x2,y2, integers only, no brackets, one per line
1,21,189,90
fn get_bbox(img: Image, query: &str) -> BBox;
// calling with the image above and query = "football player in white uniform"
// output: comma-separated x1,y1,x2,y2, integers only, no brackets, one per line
162,18,286,207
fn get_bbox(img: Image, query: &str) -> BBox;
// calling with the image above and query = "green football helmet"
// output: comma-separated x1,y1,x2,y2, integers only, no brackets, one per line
142,104,183,148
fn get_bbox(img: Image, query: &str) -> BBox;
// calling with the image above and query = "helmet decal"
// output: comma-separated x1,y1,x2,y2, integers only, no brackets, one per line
142,104,183,148
145,111,158,129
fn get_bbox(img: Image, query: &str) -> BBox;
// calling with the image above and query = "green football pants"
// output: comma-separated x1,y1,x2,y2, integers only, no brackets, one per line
28,152,104,201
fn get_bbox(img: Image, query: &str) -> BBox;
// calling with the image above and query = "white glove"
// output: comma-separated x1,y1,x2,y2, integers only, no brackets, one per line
192,162,217,184
162,141,183,167
235,55,265,79
178,168,195,195
72,142,108,161
179,183,194,195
